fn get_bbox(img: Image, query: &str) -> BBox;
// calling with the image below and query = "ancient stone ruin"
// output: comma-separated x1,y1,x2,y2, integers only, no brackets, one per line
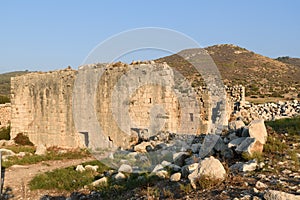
9,62,245,149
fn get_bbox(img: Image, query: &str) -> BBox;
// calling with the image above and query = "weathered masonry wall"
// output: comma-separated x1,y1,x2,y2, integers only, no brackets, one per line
73,62,210,149
0,103,11,128
10,63,244,149
10,69,84,148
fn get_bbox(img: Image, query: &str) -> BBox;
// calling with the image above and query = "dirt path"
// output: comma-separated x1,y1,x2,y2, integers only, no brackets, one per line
2,157,95,200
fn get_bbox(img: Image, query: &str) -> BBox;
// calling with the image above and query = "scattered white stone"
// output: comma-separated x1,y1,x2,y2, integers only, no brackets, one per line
230,159,257,172
17,152,26,157
152,164,164,173
118,164,133,173
253,188,259,193
113,172,126,181
35,144,47,155
0,148,15,156
91,177,108,187
161,160,172,167
85,165,99,172
155,170,169,179
76,165,86,172
264,190,300,200
170,172,181,182
255,181,268,189
134,142,152,153
282,169,292,174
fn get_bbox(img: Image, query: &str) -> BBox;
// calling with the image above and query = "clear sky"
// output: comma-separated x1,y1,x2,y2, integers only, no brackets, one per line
0,0,299,73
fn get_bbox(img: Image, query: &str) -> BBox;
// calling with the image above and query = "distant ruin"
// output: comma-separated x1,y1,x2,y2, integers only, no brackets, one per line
9,62,245,149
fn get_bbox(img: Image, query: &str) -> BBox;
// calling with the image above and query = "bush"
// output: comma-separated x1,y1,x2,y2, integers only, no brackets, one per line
0,95,10,104
266,117,300,136
0,126,10,140
14,133,34,146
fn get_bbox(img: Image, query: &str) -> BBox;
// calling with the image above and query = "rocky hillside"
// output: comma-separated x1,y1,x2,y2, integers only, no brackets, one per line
0,71,30,96
157,44,300,99
276,56,300,68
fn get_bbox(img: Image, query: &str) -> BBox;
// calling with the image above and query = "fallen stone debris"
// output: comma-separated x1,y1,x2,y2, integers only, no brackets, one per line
67,118,300,199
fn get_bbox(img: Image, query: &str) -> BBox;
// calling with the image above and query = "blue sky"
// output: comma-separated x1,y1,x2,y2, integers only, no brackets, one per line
0,0,299,73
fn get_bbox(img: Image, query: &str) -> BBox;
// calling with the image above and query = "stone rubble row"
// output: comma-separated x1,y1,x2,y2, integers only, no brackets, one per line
235,100,300,123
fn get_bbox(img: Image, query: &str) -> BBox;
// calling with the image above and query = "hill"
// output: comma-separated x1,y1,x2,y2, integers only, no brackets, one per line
275,56,300,68
0,71,30,103
156,44,300,99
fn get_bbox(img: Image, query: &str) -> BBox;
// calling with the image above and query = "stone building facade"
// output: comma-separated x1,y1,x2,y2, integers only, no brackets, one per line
9,62,244,149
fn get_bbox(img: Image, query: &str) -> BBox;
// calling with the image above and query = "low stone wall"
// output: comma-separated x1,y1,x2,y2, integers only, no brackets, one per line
234,100,300,123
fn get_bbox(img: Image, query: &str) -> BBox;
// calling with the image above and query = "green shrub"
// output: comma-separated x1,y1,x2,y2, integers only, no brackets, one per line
0,95,10,104
266,117,300,136
196,175,222,190
13,133,34,146
264,136,288,153
30,166,97,191
0,126,10,140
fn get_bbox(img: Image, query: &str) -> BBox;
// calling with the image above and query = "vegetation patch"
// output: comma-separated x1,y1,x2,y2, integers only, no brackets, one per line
13,133,34,146
0,126,10,140
2,148,90,168
30,166,97,191
4,145,35,154
0,95,10,104
266,116,300,136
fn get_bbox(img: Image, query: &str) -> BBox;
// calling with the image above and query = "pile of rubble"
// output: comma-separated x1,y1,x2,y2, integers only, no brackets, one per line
235,100,300,123
70,119,299,199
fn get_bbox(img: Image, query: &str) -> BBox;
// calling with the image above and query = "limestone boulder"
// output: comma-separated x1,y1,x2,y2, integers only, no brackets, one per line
229,159,257,172
85,165,99,172
228,137,247,148
134,142,152,153
235,137,263,155
248,119,268,144
264,190,300,200
91,177,107,187
228,120,245,134
182,163,199,178
199,134,221,158
173,152,190,167
155,170,169,179
113,172,126,181
188,156,226,189
170,172,181,182
35,144,47,155
0,148,15,156
152,164,164,173
75,165,86,173
118,164,132,173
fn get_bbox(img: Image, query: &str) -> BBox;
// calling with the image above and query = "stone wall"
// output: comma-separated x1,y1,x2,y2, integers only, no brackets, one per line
10,69,84,148
10,63,244,149
73,62,210,150
0,103,11,128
